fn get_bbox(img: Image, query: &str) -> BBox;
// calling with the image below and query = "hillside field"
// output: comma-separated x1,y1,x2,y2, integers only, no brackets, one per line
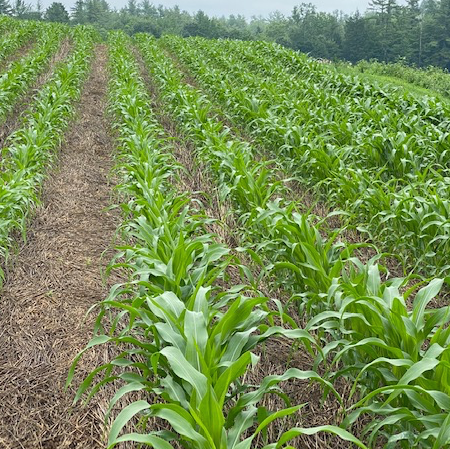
0,16,450,449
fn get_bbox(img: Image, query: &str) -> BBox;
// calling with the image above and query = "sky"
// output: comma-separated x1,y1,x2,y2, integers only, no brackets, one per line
40,0,408,17
126,0,373,17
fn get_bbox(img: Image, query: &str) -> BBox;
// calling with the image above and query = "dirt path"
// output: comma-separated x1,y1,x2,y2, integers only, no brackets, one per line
0,44,119,449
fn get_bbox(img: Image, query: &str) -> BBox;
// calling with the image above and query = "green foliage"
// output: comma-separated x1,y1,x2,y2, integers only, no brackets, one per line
130,32,450,447
353,59,450,99
12,0,27,17
161,35,450,276
44,2,69,23
0,0,12,15
0,19,36,65
0,25,95,281
68,31,370,449
0,22,66,121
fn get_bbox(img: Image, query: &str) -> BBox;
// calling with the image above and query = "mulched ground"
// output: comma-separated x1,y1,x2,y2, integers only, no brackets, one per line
0,44,121,449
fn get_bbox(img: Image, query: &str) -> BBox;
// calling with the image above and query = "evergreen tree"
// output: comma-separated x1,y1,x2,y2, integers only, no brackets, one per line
159,5,190,35
0,0,12,15
264,11,290,47
400,0,422,64
126,0,137,15
13,0,30,18
139,0,157,17
368,0,400,61
183,10,218,38
71,0,86,23
424,0,450,69
35,0,42,18
45,1,69,22
343,11,374,62
85,0,102,23
287,4,343,59
421,0,438,14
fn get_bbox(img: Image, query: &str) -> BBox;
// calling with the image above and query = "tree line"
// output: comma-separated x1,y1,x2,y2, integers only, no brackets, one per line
0,0,449,70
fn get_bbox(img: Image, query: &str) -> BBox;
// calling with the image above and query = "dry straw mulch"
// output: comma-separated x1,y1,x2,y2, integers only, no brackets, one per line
0,44,121,449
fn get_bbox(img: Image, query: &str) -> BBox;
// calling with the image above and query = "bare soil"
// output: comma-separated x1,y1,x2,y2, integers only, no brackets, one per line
0,44,119,449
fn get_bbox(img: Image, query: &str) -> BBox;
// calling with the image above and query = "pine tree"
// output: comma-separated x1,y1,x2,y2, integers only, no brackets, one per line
71,0,86,23
13,0,30,17
140,0,156,17
45,1,69,22
344,12,369,62
368,0,400,61
85,0,101,23
424,0,450,69
0,0,12,15
127,0,138,16
35,0,42,18
401,0,422,64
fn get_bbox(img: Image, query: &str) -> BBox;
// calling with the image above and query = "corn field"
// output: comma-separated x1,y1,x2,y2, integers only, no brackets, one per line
1,15,450,449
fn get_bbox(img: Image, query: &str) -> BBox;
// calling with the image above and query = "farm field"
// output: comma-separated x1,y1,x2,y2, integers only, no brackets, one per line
0,15,449,449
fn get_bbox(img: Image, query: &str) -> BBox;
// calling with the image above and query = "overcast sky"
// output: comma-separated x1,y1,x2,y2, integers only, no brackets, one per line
124,0,374,16
40,0,408,17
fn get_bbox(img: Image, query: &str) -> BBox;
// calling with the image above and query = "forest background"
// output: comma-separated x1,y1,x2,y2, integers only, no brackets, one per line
1,0,449,70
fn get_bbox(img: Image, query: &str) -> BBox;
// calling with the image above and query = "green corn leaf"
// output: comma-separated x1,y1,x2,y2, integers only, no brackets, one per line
66,335,111,390
106,381,146,422
227,407,258,449
411,278,444,330
433,412,450,449
160,346,208,399
215,352,253,405
108,433,174,449
184,310,209,370
270,425,369,449
150,403,209,448
108,400,151,446
254,405,304,434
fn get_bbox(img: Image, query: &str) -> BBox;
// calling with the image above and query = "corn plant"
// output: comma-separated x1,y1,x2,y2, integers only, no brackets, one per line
135,35,290,231
0,20,37,67
0,25,96,279
131,34,450,448
0,15,20,33
160,35,450,276
68,31,369,449
0,22,67,123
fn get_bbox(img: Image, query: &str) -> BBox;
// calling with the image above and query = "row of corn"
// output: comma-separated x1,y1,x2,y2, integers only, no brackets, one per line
71,32,450,448
160,36,450,277
0,25,96,277
68,31,365,449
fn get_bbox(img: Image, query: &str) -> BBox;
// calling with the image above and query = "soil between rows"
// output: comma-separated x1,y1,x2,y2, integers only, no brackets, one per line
0,44,119,449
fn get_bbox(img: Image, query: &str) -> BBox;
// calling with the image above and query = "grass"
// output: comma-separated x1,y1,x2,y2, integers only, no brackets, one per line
333,63,450,104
